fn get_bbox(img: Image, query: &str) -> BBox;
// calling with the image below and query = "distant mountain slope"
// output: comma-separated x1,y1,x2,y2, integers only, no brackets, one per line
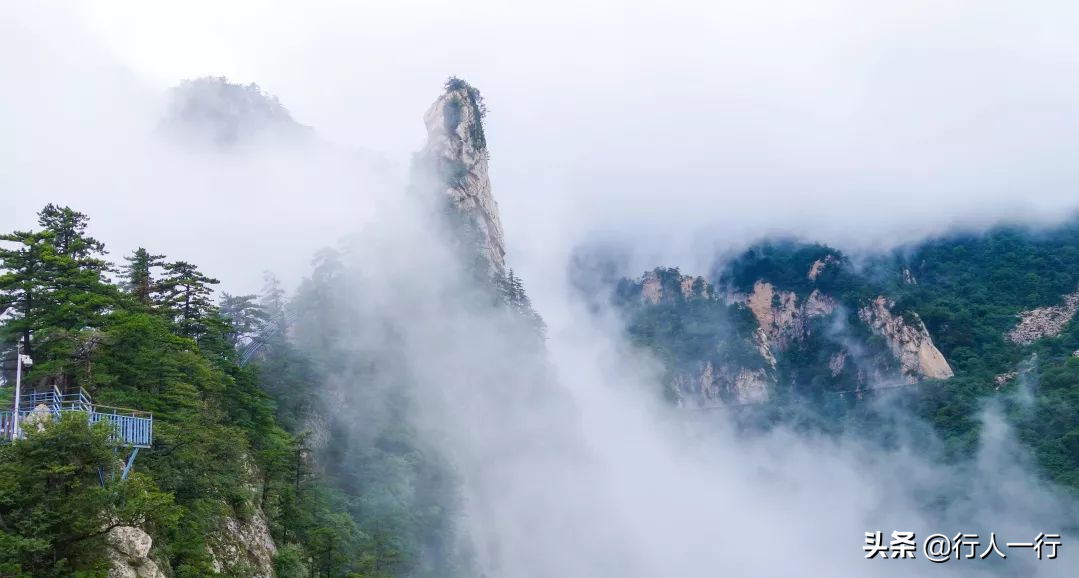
160,76,312,146
608,219,1079,488
613,245,950,407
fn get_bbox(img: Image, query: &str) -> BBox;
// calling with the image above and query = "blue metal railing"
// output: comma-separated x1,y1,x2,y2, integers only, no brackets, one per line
2,388,152,448
20,386,94,414
90,408,153,448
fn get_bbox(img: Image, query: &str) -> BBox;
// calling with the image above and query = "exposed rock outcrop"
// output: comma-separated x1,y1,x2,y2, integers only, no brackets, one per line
417,79,506,275
858,296,953,382
671,361,769,406
753,327,778,369
731,367,770,404
207,505,277,578
994,371,1017,388
1007,285,1079,345
744,281,836,350
641,272,663,304
107,526,166,578
829,351,848,377
901,267,918,285
638,269,709,304
807,255,837,281
681,275,710,300
204,459,277,578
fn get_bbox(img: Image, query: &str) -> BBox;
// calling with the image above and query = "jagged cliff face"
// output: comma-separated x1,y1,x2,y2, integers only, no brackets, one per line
639,269,710,304
670,361,769,406
618,254,959,408
742,281,836,355
622,269,772,406
417,81,507,275
858,296,954,382
206,506,277,578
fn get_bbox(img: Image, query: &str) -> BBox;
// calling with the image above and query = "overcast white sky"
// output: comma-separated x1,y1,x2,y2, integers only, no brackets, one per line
6,0,1079,291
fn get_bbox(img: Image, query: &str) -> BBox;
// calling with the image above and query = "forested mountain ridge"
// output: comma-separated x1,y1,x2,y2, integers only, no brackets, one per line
611,220,1079,489
0,204,309,577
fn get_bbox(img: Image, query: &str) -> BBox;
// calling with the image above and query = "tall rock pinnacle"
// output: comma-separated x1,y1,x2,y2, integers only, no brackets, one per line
417,78,507,275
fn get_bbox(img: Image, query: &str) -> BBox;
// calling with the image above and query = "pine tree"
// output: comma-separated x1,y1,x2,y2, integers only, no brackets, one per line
497,268,547,340
0,206,113,360
34,205,113,332
261,272,287,316
0,229,49,355
157,260,220,339
219,293,268,346
36,204,106,260
121,247,167,305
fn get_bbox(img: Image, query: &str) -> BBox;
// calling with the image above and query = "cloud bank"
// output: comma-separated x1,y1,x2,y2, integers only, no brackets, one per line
7,1,1079,287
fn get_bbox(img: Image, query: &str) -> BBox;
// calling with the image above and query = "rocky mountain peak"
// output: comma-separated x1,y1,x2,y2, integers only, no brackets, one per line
638,269,711,304
418,77,506,275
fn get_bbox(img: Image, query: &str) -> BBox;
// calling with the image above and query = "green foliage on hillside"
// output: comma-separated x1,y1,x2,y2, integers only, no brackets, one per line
613,268,767,404
0,415,177,578
613,220,1079,493
0,205,393,577
719,240,876,301
614,261,900,406
616,269,752,364
887,224,1079,377
881,223,1079,488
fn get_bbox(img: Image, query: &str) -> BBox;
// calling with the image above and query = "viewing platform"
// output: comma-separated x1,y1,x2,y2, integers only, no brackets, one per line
0,385,152,448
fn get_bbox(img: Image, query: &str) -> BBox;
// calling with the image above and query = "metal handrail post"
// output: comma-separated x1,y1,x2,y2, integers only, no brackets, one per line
12,342,22,439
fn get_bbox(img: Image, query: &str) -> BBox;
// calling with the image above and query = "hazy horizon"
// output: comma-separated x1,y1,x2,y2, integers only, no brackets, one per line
7,2,1079,296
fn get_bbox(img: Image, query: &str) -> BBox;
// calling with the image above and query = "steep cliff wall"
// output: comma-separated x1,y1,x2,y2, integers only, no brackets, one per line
743,281,836,352
207,505,277,578
858,296,953,382
671,361,769,406
620,256,960,408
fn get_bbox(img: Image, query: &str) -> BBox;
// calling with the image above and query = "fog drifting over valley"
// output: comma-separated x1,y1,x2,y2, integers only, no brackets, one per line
4,2,1079,576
